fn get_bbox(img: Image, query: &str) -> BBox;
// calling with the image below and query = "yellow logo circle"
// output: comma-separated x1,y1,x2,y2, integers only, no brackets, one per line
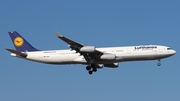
14,37,24,47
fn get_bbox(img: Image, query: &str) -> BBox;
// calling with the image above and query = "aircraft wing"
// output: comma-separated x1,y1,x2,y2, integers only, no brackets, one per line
56,32,104,62
56,32,84,51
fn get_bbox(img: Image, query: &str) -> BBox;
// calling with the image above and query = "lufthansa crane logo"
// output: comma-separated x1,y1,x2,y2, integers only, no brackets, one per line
14,37,24,47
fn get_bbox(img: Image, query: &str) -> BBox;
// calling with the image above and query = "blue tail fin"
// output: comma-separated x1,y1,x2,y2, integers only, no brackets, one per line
8,31,39,52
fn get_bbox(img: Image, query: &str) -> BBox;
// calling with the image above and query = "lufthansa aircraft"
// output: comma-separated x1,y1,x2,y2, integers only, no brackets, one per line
6,31,176,74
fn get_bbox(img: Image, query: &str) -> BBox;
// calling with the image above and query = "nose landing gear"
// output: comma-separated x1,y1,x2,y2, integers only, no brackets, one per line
157,59,161,66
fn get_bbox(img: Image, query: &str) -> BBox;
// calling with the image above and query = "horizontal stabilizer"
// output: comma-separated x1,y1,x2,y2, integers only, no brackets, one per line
5,48,27,57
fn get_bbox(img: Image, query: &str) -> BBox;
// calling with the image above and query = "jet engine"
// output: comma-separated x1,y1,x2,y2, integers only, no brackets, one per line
104,63,119,68
100,54,116,60
80,46,95,52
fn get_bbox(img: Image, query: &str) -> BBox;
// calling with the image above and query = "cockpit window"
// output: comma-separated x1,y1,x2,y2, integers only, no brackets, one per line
167,48,172,50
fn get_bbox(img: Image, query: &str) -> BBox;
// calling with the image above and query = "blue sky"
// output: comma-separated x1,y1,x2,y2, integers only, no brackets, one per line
1,0,180,101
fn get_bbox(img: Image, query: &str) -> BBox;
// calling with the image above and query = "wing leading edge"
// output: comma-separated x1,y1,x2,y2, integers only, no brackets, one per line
55,32,104,62
56,32,84,52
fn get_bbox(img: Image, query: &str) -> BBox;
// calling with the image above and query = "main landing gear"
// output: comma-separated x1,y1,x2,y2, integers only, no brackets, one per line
157,59,161,66
86,64,97,75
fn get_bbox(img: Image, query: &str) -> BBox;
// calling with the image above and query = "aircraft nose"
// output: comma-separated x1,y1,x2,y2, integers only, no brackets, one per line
171,50,176,55
173,50,176,54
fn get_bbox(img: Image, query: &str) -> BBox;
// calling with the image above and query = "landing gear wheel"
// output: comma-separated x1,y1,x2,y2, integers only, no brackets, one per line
157,63,161,66
86,64,97,74
93,68,97,72
157,59,161,66
86,66,91,70
88,71,93,75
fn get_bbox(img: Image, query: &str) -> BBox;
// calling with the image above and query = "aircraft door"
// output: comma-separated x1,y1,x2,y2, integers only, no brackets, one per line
157,47,163,55
127,49,131,54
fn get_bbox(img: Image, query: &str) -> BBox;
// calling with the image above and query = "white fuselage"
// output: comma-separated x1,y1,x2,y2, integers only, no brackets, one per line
11,45,176,65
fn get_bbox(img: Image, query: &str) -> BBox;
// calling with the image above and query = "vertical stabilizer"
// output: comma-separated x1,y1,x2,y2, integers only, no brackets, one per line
8,31,39,52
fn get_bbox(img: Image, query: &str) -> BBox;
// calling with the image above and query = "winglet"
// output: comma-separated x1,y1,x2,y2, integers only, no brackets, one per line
55,32,84,47
56,32,64,38
6,48,27,57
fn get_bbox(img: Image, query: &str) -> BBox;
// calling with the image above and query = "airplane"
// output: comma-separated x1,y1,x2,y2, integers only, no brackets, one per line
6,31,176,75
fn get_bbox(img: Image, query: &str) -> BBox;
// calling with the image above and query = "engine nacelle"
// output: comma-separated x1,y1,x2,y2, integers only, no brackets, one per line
80,46,95,52
104,63,119,68
100,54,116,60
